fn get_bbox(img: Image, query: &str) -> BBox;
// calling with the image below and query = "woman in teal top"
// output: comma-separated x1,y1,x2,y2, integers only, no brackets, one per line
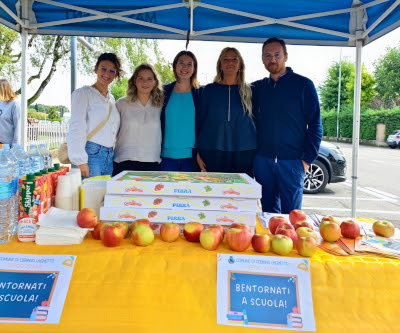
160,50,202,172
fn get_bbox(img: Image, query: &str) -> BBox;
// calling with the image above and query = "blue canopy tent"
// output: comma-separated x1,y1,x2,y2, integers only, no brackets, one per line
1,0,400,216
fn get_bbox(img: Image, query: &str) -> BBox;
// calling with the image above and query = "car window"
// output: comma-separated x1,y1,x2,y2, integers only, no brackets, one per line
391,130,400,135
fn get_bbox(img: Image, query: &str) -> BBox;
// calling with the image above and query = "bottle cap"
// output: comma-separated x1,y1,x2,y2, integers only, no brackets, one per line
54,163,60,170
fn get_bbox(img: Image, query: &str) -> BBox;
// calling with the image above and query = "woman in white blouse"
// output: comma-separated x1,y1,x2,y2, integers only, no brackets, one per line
113,63,164,176
67,53,122,178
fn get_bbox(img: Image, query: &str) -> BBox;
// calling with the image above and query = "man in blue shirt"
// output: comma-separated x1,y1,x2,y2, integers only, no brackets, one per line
252,37,322,214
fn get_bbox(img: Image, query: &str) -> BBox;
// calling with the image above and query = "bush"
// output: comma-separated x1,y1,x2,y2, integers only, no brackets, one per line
321,105,400,140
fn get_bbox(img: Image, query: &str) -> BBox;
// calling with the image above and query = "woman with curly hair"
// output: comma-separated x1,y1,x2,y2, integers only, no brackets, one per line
113,63,164,175
196,47,256,177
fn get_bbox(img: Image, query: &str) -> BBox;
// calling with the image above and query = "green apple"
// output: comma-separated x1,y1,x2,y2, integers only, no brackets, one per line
271,234,293,255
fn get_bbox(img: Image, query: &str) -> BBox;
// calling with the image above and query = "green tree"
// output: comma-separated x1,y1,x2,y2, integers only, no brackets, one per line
1,25,174,105
373,46,400,106
319,60,375,111
110,77,129,101
48,107,60,120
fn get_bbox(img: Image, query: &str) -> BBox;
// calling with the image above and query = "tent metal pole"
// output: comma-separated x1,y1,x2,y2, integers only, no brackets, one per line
351,37,363,217
20,0,29,150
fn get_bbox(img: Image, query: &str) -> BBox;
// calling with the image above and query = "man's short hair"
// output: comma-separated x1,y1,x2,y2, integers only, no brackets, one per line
262,37,287,55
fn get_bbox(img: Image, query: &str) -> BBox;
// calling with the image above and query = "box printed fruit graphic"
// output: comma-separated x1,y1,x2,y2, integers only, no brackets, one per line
103,194,257,212
106,171,261,198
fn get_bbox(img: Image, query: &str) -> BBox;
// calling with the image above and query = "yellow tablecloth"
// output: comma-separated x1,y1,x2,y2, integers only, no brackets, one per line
1,224,400,333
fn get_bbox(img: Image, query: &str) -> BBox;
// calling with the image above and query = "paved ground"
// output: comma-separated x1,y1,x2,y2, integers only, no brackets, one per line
302,142,400,228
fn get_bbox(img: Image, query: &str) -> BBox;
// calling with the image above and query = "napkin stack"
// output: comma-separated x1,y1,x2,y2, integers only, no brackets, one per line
35,207,90,245
100,171,261,233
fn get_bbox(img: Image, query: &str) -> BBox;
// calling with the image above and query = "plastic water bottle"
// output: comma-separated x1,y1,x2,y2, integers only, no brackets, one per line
39,143,53,170
2,144,18,236
28,144,44,173
0,149,13,244
14,145,31,178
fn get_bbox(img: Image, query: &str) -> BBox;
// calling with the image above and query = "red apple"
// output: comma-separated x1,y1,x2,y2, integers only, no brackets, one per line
268,216,288,235
183,222,205,242
160,222,181,242
271,234,293,255
199,228,222,250
293,221,314,230
321,215,340,226
131,224,154,246
208,224,225,241
226,228,252,252
130,219,151,232
373,220,395,238
340,219,361,239
77,208,98,228
252,234,271,253
229,223,251,233
101,224,124,247
296,227,318,242
289,209,307,226
296,236,318,257
319,221,341,242
91,221,105,240
276,224,298,245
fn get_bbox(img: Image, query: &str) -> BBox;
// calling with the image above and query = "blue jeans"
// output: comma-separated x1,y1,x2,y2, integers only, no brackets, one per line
161,157,193,172
254,155,305,214
86,141,114,177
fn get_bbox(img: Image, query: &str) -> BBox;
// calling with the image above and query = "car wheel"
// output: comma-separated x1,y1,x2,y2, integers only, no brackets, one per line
303,160,328,194
389,145,397,149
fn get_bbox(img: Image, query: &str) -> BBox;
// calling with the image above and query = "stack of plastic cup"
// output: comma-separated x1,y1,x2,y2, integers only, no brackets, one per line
55,174,73,210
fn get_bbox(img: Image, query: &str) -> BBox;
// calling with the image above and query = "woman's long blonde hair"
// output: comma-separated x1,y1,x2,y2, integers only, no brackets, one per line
214,47,252,117
0,79,16,102
126,63,164,107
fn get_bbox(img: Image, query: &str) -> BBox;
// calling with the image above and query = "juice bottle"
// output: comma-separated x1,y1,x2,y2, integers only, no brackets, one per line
18,174,37,242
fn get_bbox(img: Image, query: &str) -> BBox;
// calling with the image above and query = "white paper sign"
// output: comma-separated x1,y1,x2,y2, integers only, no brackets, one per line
217,254,316,331
0,253,76,324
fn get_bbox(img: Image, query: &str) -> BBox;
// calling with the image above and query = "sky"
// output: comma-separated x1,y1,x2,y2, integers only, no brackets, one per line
34,27,400,110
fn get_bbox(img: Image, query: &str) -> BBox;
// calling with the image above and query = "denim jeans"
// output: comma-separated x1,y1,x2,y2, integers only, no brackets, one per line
161,157,193,172
86,141,114,177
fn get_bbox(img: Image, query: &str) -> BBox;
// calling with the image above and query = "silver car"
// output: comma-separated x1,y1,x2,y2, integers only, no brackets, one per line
386,130,400,149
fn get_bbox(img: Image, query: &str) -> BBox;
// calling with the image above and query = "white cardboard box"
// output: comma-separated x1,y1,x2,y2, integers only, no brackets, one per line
100,206,256,226
106,171,261,199
103,194,258,212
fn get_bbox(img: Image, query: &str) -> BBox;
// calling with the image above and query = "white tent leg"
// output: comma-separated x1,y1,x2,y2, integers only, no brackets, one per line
20,1,29,150
351,37,363,217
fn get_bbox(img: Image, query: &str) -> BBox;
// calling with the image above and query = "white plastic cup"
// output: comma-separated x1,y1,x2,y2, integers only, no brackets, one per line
69,172,81,211
55,175,73,210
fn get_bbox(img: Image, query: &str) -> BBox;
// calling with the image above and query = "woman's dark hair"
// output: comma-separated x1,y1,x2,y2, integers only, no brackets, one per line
95,53,122,79
172,50,199,89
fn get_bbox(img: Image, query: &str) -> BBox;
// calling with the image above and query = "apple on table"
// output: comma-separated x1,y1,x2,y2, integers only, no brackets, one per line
131,224,154,246
319,221,341,242
294,221,314,230
296,236,318,257
289,209,307,226
229,222,251,233
226,228,252,252
207,224,225,241
296,226,318,242
321,215,340,226
271,234,293,255
199,228,222,250
160,222,181,242
276,224,298,245
130,219,151,233
101,224,124,247
77,208,98,228
373,220,395,238
340,219,361,239
252,234,271,253
91,221,105,240
183,222,204,242
268,216,288,235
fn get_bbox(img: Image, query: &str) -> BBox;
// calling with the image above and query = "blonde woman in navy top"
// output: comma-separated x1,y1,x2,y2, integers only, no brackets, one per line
196,47,257,177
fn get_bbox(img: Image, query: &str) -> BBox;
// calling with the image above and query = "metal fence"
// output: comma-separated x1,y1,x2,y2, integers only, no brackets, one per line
26,123,69,150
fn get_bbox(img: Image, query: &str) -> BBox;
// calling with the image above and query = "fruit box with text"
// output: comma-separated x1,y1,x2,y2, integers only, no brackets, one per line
103,194,257,212
100,206,256,227
106,171,261,198
148,222,254,235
